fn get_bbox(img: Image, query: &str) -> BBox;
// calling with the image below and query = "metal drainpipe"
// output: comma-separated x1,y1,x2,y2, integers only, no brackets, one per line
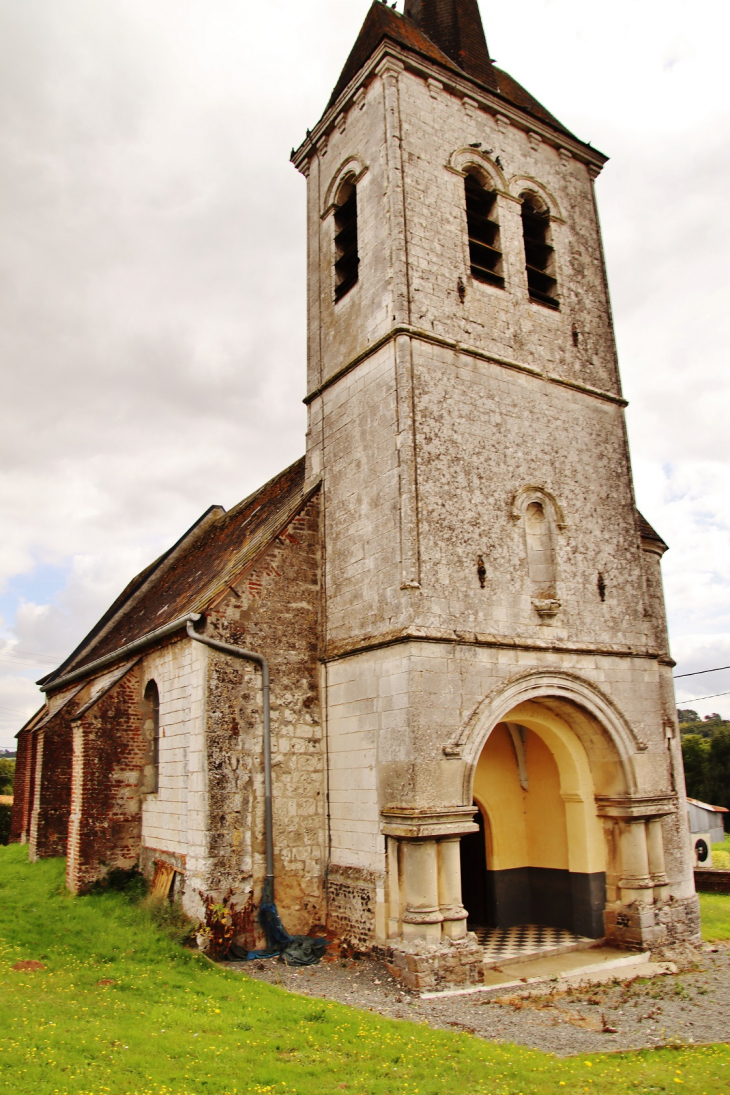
186,619,274,901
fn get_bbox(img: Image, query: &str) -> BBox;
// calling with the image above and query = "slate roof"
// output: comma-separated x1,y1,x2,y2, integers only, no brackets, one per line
41,457,310,689
637,511,668,551
328,1,574,140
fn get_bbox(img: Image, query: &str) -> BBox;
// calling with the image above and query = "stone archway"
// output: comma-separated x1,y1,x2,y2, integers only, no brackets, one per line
463,702,608,938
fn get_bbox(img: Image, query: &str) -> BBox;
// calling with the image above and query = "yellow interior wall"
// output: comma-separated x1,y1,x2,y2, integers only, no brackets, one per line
510,703,607,875
524,729,569,870
472,712,602,875
473,723,527,871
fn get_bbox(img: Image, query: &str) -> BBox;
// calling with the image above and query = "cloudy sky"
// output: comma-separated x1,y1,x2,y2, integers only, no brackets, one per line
0,0,728,749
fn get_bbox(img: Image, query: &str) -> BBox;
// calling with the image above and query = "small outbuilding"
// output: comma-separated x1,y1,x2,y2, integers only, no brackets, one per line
687,798,728,866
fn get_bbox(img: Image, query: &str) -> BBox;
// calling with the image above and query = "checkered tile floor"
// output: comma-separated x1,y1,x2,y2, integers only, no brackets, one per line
474,924,590,962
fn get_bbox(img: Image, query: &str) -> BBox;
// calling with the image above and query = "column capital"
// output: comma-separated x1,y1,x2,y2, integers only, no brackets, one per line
381,805,478,839
595,794,677,820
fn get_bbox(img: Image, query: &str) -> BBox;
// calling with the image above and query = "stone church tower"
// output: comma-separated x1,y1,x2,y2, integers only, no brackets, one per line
292,0,698,961
13,0,698,983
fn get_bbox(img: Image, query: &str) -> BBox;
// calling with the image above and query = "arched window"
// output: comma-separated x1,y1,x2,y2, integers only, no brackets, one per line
334,179,359,301
522,499,560,618
520,192,559,309
464,172,503,287
524,501,556,595
142,680,160,795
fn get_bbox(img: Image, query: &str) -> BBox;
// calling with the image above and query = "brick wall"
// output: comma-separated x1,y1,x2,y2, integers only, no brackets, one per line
67,666,146,891
694,869,730,895
9,729,32,842
30,714,74,859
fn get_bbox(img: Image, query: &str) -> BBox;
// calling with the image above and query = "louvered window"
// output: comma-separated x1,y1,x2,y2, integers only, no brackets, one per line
464,173,504,287
521,194,559,309
334,182,359,302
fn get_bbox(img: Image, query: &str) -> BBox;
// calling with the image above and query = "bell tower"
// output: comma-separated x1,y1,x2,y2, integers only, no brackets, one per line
292,1,697,966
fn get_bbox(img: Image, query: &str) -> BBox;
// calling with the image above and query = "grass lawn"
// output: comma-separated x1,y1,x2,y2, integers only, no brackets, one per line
698,892,730,941
710,835,730,869
1,846,729,1095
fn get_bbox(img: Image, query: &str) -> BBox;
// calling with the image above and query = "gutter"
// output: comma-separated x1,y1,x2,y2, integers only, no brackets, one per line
39,613,203,693
185,619,275,901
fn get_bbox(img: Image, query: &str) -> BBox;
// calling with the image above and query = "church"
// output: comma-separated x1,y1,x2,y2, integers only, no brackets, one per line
11,0,699,986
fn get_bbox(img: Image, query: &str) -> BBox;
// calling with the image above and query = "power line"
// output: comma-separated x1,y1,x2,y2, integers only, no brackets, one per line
674,664,730,680
677,690,730,705
0,648,57,665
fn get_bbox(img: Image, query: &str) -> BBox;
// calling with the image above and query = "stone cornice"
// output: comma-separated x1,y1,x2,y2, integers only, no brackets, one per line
322,626,666,665
380,805,478,838
303,324,627,409
595,794,678,819
292,39,606,177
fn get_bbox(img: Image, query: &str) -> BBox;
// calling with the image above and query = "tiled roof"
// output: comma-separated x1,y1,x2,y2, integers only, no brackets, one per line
328,1,574,140
42,458,310,688
404,0,492,84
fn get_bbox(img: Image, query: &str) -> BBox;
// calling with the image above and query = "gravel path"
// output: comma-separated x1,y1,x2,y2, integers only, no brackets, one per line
226,942,730,1056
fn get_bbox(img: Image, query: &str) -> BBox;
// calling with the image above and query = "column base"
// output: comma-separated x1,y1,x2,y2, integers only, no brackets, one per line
605,894,701,949
385,932,484,992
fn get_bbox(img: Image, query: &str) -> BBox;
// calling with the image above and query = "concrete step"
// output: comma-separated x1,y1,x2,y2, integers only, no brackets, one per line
420,948,670,1000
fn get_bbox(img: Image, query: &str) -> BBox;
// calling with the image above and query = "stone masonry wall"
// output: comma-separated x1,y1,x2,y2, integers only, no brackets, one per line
140,637,208,905
202,493,326,942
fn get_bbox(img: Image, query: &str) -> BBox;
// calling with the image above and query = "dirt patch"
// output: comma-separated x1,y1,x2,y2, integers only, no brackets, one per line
12,960,46,972
227,942,730,1056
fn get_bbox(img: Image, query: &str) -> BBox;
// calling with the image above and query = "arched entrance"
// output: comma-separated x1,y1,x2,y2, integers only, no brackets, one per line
461,696,615,940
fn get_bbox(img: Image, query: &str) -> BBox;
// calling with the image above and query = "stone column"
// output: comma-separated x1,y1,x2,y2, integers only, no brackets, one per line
401,839,443,944
596,793,690,949
381,805,477,944
437,837,469,940
618,819,654,905
646,817,670,903
386,836,401,939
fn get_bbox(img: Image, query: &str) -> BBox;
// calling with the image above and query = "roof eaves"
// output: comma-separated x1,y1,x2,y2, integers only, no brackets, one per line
70,658,141,721
687,797,730,814
637,510,668,554
40,503,226,688
293,36,605,176
15,704,47,738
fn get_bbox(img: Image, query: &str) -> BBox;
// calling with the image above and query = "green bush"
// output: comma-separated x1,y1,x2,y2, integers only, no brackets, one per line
0,758,14,796
0,804,10,846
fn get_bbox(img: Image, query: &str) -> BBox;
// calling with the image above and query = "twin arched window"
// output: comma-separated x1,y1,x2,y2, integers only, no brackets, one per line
462,174,560,307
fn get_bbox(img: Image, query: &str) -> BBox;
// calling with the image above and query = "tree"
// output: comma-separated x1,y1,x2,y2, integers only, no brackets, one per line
0,759,14,796
705,728,730,831
681,735,710,802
